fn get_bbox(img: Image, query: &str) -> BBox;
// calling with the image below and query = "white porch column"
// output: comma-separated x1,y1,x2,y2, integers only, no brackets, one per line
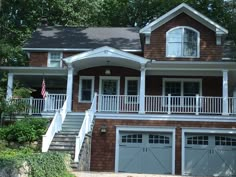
139,65,146,114
222,70,229,115
6,73,14,100
66,64,74,112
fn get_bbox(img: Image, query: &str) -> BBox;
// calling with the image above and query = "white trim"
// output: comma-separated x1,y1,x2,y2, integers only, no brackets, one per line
115,126,176,174
95,113,236,122
99,76,120,95
166,26,200,58
181,128,236,175
78,76,95,103
140,3,228,35
47,51,63,68
162,78,202,96
125,77,140,95
63,46,149,65
22,47,142,53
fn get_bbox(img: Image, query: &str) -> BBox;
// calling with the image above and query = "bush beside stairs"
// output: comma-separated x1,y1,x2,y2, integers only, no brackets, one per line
48,113,92,170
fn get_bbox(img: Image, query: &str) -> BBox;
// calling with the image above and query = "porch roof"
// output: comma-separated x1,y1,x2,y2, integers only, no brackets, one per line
0,67,67,76
63,46,150,71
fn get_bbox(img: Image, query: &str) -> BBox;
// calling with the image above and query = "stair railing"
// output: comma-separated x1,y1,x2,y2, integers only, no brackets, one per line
42,98,68,152
74,92,97,162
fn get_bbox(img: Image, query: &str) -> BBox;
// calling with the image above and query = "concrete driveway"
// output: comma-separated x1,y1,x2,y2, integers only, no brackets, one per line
72,172,184,177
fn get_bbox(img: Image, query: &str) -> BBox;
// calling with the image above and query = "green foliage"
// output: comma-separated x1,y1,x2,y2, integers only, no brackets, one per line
1,118,48,144
0,150,74,177
27,152,72,177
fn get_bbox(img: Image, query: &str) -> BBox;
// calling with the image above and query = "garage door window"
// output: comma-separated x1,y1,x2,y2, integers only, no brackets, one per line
187,135,208,145
149,134,170,144
121,134,142,143
215,136,236,146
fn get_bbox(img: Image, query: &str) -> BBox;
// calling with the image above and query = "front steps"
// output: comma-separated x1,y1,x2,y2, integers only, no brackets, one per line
49,113,84,168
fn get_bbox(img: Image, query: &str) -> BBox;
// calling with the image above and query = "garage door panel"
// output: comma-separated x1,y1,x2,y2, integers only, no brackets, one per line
118,132,173,174
213,149,236,176
185,134,236,177
146,147,172,174
119,146,142,173
185,148,209,176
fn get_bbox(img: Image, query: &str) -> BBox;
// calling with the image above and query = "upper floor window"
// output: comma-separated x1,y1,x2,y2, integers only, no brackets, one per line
48,52,62,67
166,27,199,58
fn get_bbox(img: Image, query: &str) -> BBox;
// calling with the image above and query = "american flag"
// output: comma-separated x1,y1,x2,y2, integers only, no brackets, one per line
41,79,46,99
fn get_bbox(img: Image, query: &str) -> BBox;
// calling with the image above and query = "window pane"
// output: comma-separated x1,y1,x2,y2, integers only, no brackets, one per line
50,52,61,60
184,82,199,96
127,80,138,95
183,29,197,56
167,29,182,56
165,82,181,96
81,79,92,101
49,61,60,67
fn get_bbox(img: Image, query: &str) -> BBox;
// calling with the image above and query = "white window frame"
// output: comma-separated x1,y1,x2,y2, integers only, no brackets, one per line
162,78,202,107
162,78,202,97
166,26,200,58
47,52,63,67
79,76,95,103
125,77,140,104
99,76,120,95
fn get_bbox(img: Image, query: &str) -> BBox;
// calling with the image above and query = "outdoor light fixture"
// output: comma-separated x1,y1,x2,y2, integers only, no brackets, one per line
105,69,111,75
100,125,107,133
105,60,111,75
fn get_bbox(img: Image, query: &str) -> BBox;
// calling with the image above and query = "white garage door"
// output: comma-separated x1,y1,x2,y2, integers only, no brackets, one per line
184,134,236,176
118,132,172,174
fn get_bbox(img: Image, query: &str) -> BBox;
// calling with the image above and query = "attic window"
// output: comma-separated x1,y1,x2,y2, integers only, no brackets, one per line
48,52,62,67
166,27,199,58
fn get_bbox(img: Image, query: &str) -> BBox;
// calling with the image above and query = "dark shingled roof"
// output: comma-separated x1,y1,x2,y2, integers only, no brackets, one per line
23,26,141,50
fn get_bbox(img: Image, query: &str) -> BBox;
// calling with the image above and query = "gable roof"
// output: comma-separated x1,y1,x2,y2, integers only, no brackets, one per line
23,26,141,52
140,3,228,35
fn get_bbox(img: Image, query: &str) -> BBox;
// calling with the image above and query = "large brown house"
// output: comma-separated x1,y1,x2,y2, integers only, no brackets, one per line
1,3,236,176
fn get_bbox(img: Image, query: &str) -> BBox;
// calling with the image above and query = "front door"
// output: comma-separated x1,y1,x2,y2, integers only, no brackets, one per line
100,78,119,111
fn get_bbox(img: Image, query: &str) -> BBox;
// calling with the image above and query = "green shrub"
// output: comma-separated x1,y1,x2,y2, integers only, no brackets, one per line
0,151,74,177
27,152,73,177
2,118,48,144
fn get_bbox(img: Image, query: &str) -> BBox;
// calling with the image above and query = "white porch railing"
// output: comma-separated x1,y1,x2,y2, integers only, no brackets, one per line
11,93,66,115
11,97,44,115
229,97,236,115
74,92,97,162
98,94,236,115
45,94,67,111
98,95,139,112
42,98,68,152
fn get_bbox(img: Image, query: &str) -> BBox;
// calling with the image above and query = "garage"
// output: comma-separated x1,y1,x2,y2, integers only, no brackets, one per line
184,133,236,176
118,132,173,174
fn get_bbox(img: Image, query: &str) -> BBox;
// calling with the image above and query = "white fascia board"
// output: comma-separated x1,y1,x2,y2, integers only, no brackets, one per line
22,47,142,53
63,46,149,65
140,3,228,35
0,66,67,75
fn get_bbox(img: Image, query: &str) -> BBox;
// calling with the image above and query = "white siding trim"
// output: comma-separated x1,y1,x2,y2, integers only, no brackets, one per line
115,126,176,174
181,128,236,175
78,76,95,103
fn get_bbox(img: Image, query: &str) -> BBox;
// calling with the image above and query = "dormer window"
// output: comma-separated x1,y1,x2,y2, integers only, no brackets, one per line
166,27,199,58
48,52,62,67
